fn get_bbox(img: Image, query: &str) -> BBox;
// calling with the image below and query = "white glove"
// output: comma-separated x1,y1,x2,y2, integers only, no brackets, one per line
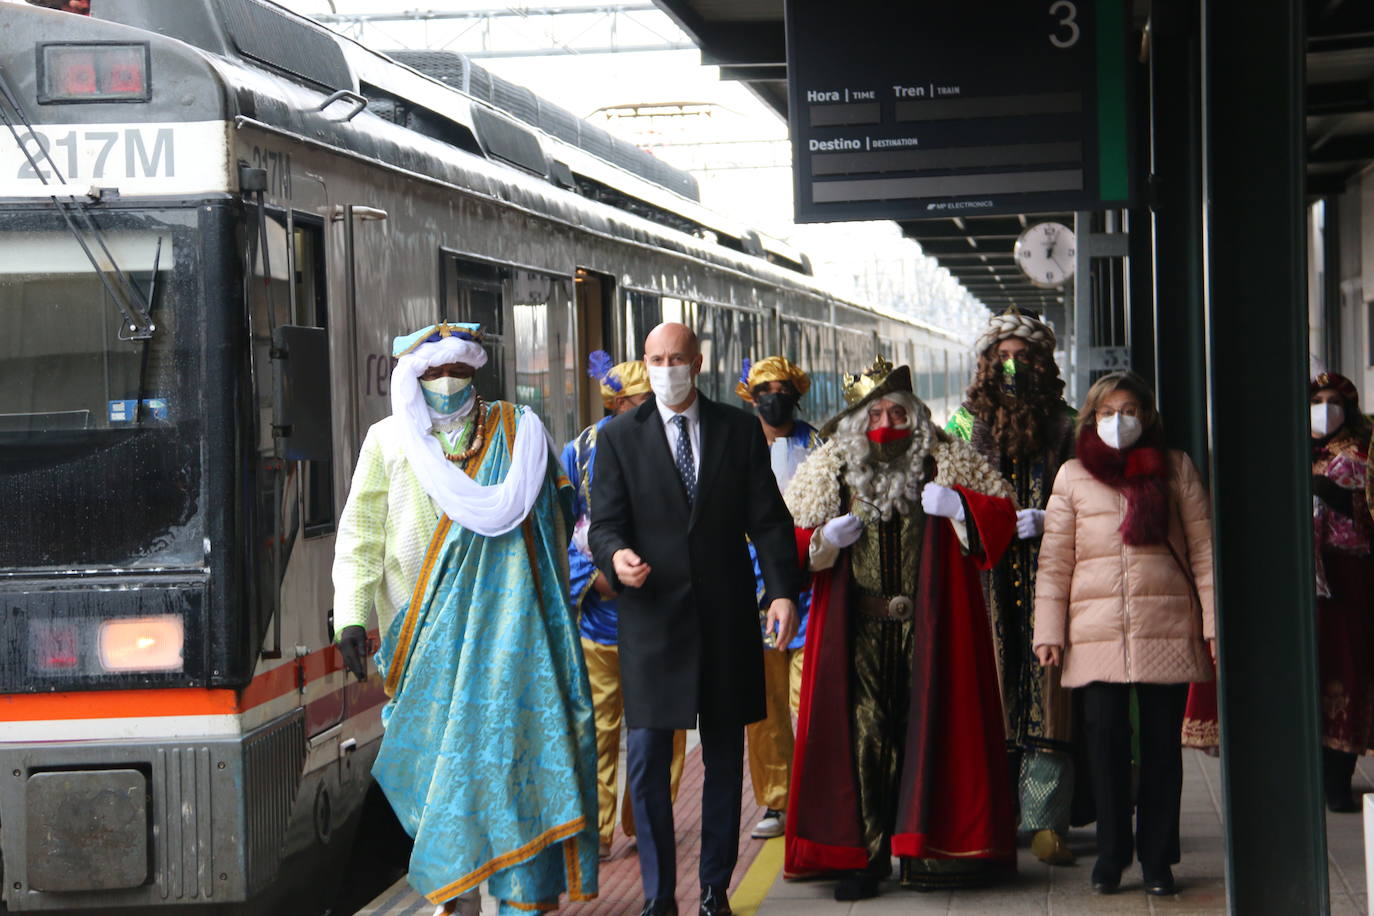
921,483,965,521
1016,508,1045,540
821,513,864,548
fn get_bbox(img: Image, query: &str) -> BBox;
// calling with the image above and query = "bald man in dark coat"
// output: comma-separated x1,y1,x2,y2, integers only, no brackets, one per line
589,323,800,916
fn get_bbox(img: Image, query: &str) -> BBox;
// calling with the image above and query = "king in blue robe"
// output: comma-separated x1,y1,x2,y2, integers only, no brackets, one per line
343,323,598,914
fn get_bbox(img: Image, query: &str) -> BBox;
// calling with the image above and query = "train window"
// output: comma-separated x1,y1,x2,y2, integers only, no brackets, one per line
293,220,333,535
1368,300,1374,367
695,303,762,404
511,271,576,443
442,256,510,401
661,297,692,327
575,268,615,428
620,290,661,358
779,319,836,420
556,284,576,439
0,208,204,571
835,328,875,405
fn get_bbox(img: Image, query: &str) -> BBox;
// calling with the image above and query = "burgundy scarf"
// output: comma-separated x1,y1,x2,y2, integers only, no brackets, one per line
1077,424,1170,546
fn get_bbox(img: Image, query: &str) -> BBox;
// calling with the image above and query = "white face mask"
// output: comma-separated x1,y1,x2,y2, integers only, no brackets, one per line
648,363,694,406
1097,412,1142,450
420,375,470,396
1311,402,1345,437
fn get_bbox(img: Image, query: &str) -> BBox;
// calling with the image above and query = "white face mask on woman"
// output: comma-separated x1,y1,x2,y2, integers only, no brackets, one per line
648,363,694,406
1311,402,1345,437
1098,412,1143,450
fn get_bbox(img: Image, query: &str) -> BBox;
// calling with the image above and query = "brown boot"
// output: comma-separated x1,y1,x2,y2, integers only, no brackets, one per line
1030,829,1075,866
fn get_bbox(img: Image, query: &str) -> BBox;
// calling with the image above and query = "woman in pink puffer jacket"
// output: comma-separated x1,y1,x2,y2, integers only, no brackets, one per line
1032,371,1214,899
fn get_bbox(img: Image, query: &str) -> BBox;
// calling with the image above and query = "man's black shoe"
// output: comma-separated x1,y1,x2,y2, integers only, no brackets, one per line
1091,862,1122,895
833,873,879,901
698,886,732,916
1143,866,1176,896
639,899,677,916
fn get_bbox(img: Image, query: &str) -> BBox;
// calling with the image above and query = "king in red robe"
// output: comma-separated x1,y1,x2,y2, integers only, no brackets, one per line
780,358,1018,899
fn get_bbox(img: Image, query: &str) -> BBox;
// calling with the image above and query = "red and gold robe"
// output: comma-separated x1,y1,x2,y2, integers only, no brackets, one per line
784,484,1018,876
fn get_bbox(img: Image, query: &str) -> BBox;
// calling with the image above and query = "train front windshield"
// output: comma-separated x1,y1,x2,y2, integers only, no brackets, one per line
0,207,206,572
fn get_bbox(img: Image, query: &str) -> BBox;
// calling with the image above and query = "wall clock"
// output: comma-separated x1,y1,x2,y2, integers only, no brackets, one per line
1014,221,1076,288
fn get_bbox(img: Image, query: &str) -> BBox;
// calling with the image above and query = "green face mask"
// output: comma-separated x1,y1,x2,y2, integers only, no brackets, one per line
1001,357,1028,397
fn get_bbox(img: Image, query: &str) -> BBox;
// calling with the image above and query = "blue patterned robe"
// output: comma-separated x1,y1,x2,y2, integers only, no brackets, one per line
373,401,599,911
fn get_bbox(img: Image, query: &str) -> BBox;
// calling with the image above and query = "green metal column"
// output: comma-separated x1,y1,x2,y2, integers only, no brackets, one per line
1148,0,1207,469
1202,1,1328,913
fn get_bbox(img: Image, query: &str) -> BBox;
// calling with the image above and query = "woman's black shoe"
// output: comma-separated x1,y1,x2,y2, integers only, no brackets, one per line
1323,748,1360,812
1327,794,1360,813
833,874,879,901
1091,863,1122,895
1143,866,1176,896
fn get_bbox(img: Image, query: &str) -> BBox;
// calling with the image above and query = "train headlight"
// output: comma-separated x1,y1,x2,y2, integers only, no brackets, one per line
38,43,150,103
98,615,184,672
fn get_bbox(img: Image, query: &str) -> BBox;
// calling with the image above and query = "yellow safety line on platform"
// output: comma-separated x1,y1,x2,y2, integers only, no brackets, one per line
729,837,784,916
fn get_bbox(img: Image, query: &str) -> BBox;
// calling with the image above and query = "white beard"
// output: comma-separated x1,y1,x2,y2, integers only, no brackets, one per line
833,405,932,522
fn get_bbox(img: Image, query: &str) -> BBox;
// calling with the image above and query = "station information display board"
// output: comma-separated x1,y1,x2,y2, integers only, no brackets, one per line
784,0,1131,222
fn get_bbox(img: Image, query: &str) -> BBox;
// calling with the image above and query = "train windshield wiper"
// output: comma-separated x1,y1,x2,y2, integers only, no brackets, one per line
0,64,157,340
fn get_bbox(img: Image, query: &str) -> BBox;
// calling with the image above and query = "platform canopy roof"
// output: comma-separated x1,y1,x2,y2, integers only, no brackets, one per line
652,0,1374,312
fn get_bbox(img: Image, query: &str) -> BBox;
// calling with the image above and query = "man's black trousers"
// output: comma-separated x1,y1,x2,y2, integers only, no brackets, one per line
627,720,744,901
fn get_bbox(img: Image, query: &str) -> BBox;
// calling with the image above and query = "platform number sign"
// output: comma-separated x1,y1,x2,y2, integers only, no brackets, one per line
1049,1,1081,48
783,0,1132,222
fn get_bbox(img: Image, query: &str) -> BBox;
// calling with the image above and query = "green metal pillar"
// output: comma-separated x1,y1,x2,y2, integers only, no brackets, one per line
1148,0,1207,469
1202,1,1328,913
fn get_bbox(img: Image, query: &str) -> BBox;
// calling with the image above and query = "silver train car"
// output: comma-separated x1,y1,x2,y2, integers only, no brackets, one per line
0,1,972,912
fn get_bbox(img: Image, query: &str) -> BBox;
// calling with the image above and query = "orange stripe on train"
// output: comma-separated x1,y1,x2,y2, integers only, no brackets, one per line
1,630,380,721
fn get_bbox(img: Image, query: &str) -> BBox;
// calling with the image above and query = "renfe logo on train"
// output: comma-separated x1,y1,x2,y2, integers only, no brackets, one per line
0,121,230,196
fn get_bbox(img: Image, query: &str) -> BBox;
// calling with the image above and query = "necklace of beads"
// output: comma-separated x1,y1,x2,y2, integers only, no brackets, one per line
440,396,487,463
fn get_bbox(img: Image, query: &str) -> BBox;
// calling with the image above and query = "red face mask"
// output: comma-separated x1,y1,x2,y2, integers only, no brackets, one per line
866,426,911,444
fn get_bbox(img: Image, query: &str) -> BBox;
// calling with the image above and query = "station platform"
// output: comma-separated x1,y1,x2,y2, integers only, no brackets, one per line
355,747,1372,916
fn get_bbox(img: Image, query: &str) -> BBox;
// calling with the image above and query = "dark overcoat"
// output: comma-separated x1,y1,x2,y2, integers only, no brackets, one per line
588,393,801,729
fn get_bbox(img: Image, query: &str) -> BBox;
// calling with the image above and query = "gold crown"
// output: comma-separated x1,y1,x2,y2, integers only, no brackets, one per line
842,355,894,405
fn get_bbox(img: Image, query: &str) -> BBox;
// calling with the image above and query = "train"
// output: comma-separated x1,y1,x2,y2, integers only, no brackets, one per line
0,1,972,912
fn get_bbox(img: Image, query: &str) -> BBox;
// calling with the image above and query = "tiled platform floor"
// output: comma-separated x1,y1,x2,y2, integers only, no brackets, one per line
358,730,766,915
360,749,1372,915
755,751,1372,916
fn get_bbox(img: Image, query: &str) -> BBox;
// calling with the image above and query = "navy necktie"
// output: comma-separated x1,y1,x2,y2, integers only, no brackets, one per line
672,414,697,504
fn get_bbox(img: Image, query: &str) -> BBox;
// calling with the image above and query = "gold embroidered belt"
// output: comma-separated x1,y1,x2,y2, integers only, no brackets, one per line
854,593,914,621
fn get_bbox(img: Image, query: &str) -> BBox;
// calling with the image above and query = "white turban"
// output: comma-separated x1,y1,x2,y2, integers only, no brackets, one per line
390,336,552,538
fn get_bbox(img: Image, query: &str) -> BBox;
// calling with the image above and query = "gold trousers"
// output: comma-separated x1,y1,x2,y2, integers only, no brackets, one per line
745,647,805,811
581,637,685,843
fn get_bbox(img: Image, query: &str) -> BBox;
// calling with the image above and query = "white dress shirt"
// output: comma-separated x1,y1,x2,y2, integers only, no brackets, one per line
656,394,701,479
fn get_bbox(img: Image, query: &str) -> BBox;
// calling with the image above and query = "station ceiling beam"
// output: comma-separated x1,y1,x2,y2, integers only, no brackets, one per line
314,6,661,25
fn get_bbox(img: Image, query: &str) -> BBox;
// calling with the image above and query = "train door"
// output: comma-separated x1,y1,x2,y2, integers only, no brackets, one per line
574,268,615,429
247,209,342,730
283,215,344,739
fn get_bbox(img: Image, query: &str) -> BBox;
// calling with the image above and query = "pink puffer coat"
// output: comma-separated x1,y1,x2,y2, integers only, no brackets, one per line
1032,450,1215,687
